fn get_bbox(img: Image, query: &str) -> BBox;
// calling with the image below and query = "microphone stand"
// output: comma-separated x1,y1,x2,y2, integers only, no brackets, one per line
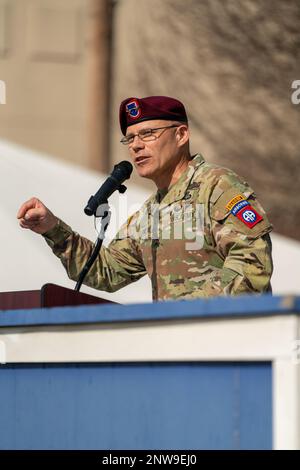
75,202,111,292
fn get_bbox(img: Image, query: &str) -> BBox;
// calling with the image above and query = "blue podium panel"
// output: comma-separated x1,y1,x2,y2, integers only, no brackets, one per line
0,362,272,450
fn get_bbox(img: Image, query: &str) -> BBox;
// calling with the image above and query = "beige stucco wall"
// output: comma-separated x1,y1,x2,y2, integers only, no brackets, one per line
111,0,300,239
0,0,89,166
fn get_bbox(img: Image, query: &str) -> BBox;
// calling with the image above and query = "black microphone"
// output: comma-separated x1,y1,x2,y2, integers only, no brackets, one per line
84,161,133,216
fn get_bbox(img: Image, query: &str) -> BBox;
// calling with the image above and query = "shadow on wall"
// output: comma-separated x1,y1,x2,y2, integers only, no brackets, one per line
111,0,300,240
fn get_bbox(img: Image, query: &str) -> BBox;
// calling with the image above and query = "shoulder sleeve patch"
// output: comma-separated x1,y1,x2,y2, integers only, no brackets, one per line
211,187,273,238
226,194,246,211
234,204,263,228
211,187,254,220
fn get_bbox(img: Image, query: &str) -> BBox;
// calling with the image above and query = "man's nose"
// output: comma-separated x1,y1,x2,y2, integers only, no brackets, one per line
130,134,145,151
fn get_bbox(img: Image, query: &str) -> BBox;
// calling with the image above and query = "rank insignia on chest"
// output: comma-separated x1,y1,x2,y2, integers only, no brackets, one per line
188,181,201,190
183,192,192,200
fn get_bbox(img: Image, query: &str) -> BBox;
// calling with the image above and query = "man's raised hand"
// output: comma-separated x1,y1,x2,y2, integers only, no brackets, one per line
17,197,58,235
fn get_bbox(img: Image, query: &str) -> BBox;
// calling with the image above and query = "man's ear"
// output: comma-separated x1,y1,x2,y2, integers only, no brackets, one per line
176,125,190,147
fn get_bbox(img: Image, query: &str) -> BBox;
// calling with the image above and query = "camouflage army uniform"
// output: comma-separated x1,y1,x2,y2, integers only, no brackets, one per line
43,154,273,301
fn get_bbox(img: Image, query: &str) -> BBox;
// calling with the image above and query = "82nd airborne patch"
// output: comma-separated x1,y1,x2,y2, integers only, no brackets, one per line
226,195,263,229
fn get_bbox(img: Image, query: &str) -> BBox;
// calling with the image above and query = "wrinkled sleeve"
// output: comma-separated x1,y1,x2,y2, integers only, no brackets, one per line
204,175,273,296
42,216,147,292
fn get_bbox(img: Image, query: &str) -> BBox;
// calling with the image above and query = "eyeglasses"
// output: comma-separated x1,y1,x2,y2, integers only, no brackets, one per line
120,124,179,145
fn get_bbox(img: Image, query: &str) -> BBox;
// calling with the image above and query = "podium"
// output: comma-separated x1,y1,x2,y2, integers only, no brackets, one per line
1,294,300,449
0,283,115,311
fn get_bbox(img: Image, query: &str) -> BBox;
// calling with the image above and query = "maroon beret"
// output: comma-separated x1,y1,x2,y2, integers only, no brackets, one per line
119,96,188,135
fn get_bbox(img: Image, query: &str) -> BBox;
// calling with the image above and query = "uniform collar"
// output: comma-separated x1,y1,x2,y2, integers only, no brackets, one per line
155,153,205,206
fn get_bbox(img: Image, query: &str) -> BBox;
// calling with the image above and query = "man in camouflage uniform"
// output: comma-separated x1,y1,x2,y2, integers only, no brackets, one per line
17,96,273,301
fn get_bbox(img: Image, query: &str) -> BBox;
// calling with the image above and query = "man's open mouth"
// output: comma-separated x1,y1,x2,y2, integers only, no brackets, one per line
135,156,150,165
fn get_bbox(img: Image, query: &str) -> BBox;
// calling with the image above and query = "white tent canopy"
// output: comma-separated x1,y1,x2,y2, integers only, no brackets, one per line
0,139,152,303
1,138,299,303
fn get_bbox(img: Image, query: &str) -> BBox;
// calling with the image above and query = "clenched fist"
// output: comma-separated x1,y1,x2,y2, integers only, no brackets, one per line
17,197,58,235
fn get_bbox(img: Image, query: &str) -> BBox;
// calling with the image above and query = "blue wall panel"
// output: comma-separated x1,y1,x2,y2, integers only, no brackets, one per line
0,362,272,450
